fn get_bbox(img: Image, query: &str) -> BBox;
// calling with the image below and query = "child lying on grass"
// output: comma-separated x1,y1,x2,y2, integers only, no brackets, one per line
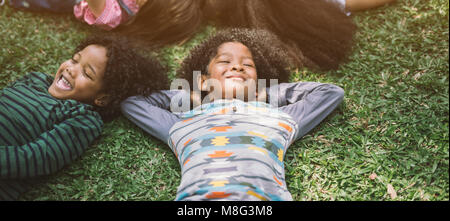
0,34,168,200
122,28,344,201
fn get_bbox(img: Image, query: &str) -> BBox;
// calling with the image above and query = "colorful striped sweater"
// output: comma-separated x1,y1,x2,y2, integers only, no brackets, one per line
0,72,103,200
122,82,344,201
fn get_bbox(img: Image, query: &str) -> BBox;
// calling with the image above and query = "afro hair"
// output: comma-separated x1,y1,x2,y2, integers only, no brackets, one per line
75,34,169,122
177,28,299,91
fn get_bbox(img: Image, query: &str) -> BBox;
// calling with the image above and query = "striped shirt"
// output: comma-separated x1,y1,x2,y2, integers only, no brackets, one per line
0,72,103,200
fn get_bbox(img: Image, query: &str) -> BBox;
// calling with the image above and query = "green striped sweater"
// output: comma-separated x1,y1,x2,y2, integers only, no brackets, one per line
0,72,103,200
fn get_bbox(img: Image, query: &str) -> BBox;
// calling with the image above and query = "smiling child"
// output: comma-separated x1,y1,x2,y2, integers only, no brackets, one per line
122,29,344,201
0,35,168,200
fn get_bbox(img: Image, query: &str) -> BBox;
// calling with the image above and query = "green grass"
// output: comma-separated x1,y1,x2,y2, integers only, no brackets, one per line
0,0,448,201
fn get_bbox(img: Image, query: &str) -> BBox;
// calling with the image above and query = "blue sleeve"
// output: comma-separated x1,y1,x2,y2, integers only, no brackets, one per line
121,90,184,144
269,82,344,140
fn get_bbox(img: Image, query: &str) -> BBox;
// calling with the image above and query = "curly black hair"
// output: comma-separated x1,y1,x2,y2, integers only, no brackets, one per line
177,28,295,92
117,0,205,48
75,35,169,122
203,0,356,70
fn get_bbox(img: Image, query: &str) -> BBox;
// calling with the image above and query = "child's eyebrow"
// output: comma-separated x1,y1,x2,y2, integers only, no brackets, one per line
74,52,81,59
215,53,232,58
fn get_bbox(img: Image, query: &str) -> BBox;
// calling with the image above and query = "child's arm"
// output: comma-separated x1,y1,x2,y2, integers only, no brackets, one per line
270,82,344,140
345,0,396,12
7,72,47,87
0,111,102,179
85,0,106,18
74,0,139,30
121,90,184,144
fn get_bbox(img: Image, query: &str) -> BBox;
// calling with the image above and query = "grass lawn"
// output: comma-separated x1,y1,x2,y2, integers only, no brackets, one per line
0,0,448,201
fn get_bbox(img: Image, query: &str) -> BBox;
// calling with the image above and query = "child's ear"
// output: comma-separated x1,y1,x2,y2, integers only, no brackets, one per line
94,94,112,107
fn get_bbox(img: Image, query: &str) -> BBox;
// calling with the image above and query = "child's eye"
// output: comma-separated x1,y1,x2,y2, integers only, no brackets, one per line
83,70,93,80
218,60,230,64
244,63,254,67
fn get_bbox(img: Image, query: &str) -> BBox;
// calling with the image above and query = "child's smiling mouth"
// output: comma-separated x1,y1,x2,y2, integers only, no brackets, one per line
225,73,246,81
56,74,73,91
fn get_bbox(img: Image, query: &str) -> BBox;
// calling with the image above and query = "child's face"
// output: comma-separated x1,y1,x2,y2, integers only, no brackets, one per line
48,45,108,105
206,42,258,100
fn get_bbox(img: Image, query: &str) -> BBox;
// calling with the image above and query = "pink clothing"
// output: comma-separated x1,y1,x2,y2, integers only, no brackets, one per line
74,0,140,31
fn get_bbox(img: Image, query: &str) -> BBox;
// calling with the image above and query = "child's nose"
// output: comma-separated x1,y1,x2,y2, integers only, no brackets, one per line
66,65,79,78
65,67,72,76
231,63,244,72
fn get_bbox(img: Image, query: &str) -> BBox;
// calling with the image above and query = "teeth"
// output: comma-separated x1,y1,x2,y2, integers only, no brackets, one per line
61,76,72,88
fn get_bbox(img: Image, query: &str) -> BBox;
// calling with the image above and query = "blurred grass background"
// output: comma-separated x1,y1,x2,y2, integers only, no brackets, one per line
0,0,448,201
